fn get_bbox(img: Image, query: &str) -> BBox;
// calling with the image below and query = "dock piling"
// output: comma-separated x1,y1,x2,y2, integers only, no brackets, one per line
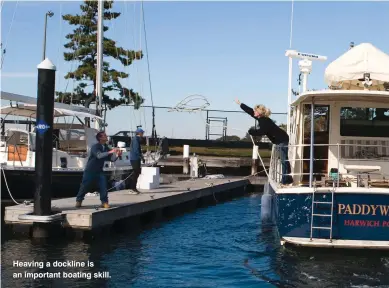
251,145,259,175
33,58,56,237
183,145,190,174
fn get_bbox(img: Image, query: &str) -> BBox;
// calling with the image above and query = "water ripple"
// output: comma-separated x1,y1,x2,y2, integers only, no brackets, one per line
2,194,389,287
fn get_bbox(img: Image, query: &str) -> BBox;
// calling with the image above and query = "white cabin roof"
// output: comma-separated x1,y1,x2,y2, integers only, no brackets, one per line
291,89,389,106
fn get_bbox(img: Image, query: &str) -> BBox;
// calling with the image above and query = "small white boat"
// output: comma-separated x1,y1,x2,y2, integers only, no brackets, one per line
0,92,166,200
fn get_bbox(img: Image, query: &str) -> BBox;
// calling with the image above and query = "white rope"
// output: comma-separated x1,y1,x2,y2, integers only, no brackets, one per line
169,95,270,178
1,167,21,205
168,95,210,112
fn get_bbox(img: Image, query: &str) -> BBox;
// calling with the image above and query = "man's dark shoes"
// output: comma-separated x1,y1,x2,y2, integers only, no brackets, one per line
128,188,140,195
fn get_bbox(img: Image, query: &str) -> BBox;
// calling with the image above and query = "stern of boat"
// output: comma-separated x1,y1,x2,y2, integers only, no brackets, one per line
263,143,389,249
274,185,389,248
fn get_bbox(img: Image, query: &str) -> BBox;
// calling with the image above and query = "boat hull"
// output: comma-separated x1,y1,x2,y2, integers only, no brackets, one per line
266,183,389,243
1,167,132,200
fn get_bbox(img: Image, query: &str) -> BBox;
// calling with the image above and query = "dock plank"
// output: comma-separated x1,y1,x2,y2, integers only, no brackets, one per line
4,178,250,230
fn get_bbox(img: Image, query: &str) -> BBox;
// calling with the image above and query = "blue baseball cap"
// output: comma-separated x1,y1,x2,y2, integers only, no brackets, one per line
135,128,144,133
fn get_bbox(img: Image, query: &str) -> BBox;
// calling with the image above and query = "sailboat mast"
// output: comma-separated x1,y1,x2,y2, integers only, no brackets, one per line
96,0,104,130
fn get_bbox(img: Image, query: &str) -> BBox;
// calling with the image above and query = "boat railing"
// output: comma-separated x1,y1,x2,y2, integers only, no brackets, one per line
269,142,389,188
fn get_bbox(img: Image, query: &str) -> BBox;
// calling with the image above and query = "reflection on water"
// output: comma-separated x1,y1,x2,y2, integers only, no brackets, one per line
2,195,389,287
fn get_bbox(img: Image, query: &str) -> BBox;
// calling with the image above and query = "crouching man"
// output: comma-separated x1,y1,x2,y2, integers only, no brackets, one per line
129,128,145,194
75,131,121,208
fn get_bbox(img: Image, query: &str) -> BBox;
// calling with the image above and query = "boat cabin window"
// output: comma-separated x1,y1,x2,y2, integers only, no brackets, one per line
6,130,28,146
340,107,389,137
57,129,86,141
57,129,87,152
5,130,29,162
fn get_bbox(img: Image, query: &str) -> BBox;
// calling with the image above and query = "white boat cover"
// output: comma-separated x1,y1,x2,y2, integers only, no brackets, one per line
0,91,99,115
0,104,102,119
324,43,389,90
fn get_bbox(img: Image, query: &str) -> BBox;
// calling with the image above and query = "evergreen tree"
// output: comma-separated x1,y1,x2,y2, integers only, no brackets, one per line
56,0,144,115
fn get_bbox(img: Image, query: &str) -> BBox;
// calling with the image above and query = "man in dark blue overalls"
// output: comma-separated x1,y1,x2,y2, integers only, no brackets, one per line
129,128,145,194
75,131,121,208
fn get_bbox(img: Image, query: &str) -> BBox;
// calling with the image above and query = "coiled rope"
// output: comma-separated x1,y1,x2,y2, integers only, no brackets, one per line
168,94,270,178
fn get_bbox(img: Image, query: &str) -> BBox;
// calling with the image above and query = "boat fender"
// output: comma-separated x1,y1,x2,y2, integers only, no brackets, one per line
261,194,276,225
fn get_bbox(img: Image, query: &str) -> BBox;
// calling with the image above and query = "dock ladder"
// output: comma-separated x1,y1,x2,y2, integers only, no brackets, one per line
309,183,335,242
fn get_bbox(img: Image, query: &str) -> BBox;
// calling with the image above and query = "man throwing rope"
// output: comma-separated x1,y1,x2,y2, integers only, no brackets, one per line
75,131,122,209
235,99,293,186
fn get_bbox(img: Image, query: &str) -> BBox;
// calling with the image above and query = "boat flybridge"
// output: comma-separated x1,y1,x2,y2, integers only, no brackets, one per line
0,92,164,200
263,43,389,249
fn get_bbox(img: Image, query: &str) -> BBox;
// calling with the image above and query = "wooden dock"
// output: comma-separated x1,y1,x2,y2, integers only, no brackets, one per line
4,177,254,233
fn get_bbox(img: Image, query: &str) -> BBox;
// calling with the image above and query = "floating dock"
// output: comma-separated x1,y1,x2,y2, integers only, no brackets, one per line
4,177,258,236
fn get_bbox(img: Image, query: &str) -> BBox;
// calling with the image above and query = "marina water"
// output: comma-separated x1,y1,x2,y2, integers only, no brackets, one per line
2,194,389,287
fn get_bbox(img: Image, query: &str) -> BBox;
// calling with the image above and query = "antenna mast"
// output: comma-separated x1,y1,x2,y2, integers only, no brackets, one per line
285,50,327,135
95,0,104,130
141,1,156,140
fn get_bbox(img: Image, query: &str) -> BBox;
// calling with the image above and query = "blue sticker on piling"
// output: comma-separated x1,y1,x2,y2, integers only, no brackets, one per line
36,120,50,134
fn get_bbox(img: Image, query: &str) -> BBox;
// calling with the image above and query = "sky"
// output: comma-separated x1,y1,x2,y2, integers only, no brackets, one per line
1,1,389,139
